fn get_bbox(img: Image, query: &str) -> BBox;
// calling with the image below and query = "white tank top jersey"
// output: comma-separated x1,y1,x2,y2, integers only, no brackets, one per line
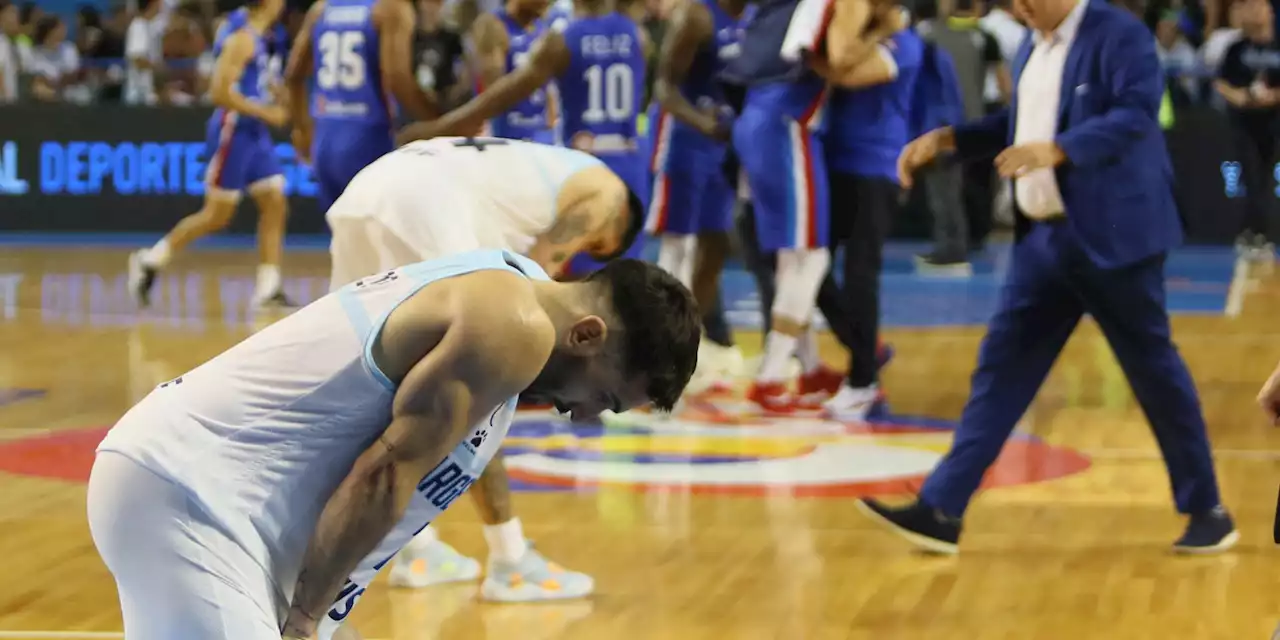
97,250,549,640
332,137,606,256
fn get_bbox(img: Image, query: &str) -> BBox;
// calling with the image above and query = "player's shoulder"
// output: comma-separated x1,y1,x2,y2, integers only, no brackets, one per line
220,28,256,55
448,270,557,374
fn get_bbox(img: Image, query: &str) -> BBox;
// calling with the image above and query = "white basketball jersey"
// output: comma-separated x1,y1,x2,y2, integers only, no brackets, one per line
331,137,606,257
97,250,548,638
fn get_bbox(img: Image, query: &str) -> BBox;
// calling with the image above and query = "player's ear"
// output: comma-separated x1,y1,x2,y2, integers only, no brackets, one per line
566,315,608,355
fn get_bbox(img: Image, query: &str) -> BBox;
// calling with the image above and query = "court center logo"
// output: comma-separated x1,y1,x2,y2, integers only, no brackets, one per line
499,402,1092,497
0,403,1090,493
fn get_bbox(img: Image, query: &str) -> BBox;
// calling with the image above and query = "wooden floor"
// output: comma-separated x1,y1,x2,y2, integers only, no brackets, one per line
1,245,1280,639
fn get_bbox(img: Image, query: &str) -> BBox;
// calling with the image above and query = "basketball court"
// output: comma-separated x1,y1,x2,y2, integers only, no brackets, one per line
0,236,1277,639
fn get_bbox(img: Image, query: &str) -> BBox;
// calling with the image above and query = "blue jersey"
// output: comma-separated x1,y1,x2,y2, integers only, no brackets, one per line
489,12,548,140
649,0,743,156
208,20,274,137
826,31,923,179
311,0,393,127
685,0,743,113
721,0,811,86
556,13,645,157
726,0,827,130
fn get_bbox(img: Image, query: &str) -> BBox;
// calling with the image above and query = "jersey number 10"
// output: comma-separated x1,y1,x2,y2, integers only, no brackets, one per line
317,31,367,91
581,63,633,124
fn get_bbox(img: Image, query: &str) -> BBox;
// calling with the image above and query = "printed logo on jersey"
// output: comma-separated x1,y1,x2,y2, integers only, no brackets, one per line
499,400,1091,496
355,270,399,288
417,459,477,509
471,428,489,448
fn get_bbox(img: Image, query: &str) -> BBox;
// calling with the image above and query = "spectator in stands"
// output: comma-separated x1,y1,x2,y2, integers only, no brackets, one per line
88,6,130,103
125,0,165,105
16,2,37,47
415,0,469,111
911,4,971,272
77,7,104,57
28,16,87,103
160,5,210,105
980,0,1026,62
915,0,1006,267
1215,0,1280,258
0,1,18,103
1202,0,1244,73
1156,9,1201,102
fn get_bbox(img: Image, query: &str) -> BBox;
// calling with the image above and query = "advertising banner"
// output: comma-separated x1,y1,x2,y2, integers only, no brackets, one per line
0,104,325,233
0,104,1267,243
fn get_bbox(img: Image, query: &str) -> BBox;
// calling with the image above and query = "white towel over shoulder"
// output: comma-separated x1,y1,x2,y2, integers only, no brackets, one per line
780,0,835,62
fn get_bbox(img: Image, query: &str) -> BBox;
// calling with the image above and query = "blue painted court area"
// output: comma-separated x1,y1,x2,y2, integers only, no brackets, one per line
0,233,1238,328
724,242,1236,328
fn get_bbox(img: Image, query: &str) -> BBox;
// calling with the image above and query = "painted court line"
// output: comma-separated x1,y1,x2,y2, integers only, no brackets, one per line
1224,255,1253,318
0,634,390,640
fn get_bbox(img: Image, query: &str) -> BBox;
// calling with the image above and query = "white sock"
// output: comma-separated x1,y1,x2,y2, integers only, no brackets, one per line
757,331,799,382
483,517,528,564
656,235,696,289
796,328,822,374
403,524,439,553
144,239,171,268
256,264,281,297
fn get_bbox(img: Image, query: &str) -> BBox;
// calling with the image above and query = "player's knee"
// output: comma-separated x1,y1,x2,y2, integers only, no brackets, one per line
249,177,288,214
202,200,239,231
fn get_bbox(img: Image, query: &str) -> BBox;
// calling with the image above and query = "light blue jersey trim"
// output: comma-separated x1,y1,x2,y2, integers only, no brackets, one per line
336,250,550,394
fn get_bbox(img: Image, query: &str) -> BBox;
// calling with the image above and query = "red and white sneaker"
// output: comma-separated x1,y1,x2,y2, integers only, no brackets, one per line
797,366,844,403
747,381,797,415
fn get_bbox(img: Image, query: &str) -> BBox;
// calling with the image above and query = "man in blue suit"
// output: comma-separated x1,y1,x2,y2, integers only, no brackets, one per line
856,0,1239,555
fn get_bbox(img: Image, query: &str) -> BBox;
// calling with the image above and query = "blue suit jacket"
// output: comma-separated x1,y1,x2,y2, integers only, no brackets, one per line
951,0,1181,269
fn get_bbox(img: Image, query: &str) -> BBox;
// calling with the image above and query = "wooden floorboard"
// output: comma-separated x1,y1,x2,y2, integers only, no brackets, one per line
0,247,1277,639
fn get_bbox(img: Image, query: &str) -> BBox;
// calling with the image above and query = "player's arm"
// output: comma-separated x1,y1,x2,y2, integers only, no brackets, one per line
527,170,630,277
283,282,554,636
379,0,439,121
285,2,325,158
816,0,900,75
468,13,509,92
285,3,324,128
397,31,570,143
810,4,906,87
653,0,720,138
211,30,288,126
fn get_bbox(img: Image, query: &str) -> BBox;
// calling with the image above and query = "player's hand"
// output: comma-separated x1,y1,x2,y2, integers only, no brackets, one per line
395,121,443,146
994,141,1066,179
292,126,313,165
269,82,288,107
877,4,907,34
280,607,317,639
697,111,732,143
1257,362,1280,425
897,128,953,188
261,104,291,129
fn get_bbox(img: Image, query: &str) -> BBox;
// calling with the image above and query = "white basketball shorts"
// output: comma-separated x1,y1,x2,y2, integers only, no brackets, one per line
87,451,284,640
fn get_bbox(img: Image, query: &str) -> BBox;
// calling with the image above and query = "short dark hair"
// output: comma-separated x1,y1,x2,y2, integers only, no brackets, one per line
586,259,700,412
33,15,61,45
595,190,645,262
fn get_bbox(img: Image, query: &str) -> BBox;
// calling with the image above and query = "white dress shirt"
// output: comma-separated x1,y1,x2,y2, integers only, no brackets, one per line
125,16,162,105
1013,0,1087,220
